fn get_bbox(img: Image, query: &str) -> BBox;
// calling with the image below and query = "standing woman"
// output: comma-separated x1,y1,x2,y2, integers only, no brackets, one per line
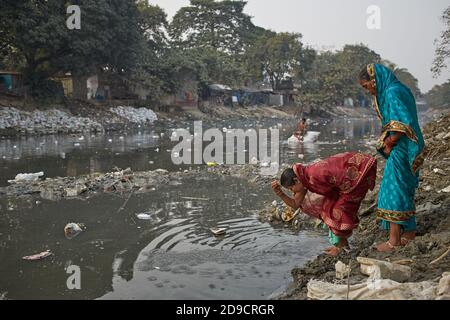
359,63,425,252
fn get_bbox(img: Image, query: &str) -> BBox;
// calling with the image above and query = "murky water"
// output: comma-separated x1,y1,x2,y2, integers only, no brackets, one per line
0,116,381,299
0,117,380,186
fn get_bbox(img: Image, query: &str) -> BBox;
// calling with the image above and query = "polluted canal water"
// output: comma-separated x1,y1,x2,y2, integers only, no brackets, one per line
0,118,380,299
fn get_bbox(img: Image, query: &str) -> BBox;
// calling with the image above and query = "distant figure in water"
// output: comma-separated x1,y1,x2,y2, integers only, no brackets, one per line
359,63,425,252
295,118,308,140
272,152,377,256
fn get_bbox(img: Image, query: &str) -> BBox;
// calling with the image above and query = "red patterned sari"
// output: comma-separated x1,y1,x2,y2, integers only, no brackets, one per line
294,152,377,237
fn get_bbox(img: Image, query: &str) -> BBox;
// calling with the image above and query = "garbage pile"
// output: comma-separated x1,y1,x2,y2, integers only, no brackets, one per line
0,167,177,201
109,106,158,124
418,112,450,195
0,107,104,135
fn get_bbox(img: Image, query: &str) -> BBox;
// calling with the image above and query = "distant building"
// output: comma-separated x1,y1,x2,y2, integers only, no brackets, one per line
52,73,73,97
0,71,23,96
202,84,233,107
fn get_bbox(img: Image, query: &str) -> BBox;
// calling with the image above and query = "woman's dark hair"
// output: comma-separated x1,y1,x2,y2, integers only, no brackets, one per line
280,168,296,188
359,66,371,82
302,118,306,122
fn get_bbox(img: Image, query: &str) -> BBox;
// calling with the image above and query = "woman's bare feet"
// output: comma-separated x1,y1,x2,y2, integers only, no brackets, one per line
375,223,403,252
324,246,342,256
324,237,349,256
375,241,402,252
402,231,416,241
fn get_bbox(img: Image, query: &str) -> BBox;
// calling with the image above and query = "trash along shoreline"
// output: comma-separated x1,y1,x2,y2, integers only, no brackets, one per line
268,111,450,300
0,96,380,137
0,98,296,137
1,100,448,300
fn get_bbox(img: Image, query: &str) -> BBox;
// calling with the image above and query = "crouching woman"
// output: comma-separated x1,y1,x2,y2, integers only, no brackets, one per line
272,152,377,256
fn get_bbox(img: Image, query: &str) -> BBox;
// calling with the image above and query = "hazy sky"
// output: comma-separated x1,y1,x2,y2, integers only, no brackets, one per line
150,0,449,92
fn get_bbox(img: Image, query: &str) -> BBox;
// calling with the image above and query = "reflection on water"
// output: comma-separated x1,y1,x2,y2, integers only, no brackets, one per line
0,117,380,186
0,132,163,186
0,175,328,300
0,117,384,299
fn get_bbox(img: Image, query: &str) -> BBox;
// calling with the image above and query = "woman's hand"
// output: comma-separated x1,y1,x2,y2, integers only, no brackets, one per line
383,135,397,157
383,144,393,157
271,181,284,196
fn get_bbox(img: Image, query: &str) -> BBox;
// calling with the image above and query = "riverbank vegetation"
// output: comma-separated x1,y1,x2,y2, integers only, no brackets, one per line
1,0,439,112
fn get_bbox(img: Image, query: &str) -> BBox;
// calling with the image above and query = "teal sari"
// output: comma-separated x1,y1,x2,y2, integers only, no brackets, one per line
367,64,425,231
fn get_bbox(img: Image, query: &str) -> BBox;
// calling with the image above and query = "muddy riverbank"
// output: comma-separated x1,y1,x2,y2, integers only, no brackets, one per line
0,96,380,137
270,112,450,300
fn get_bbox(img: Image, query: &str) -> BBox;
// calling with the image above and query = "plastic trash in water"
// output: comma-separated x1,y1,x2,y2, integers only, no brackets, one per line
303,131,320,142
136,213,153,220
22,250,53,261
207,162,218,167
210,227,227,236
260,161,270,168
8,172,44,183
64,223,85,239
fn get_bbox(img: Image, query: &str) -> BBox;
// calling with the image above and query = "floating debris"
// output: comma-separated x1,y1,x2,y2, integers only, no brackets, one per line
136,213,153,220
181,197,209,201
22,250,53,261
281,207,299,222
210,227,227,236
64,223,86,239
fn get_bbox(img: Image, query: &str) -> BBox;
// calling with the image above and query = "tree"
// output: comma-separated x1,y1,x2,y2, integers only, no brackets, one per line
1,0,146,96
247,32,313,90
432,5,450,77
425,80,450,109
137,1,168,51
298,44,381,109
169,0,256,54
